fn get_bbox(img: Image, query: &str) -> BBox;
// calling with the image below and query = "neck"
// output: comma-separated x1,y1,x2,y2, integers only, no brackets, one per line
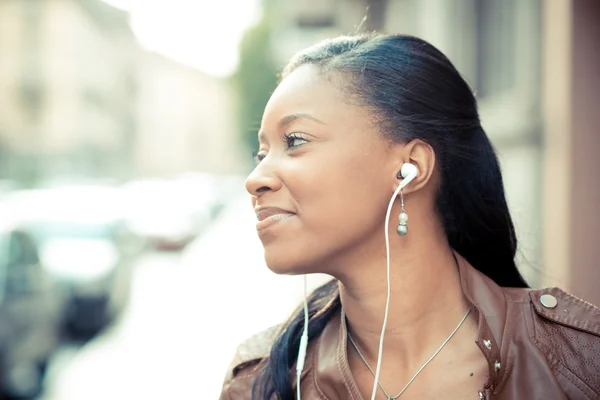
335,220,472,371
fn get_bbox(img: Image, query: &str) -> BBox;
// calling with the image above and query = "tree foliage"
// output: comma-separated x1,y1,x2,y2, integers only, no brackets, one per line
232,17,278,167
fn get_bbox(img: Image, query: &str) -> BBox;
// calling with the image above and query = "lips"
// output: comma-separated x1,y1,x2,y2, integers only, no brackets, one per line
255,207,295,231
255,207,294,221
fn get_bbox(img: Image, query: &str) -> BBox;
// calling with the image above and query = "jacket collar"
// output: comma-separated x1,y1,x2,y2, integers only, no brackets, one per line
313,251,509,398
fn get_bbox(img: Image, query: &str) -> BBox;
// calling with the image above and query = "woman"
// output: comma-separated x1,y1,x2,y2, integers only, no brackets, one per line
220,34,600,400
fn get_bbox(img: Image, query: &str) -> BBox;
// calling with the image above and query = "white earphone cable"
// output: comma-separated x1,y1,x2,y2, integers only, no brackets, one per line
297,166,413,400
296,274,309,399
370,181,404,400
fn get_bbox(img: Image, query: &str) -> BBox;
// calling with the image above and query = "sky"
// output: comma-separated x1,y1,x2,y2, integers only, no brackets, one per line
101,0,262,77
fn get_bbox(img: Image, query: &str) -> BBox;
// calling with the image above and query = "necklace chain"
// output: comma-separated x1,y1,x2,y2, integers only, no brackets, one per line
345,307,472,399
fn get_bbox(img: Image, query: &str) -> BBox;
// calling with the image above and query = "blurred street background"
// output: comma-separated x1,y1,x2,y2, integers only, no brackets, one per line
0,0,598,398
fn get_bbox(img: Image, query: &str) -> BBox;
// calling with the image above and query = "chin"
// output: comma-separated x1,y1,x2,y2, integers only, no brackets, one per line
263,248,316,275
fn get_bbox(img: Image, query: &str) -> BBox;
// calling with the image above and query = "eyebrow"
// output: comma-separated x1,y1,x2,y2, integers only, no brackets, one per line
258,113,325,142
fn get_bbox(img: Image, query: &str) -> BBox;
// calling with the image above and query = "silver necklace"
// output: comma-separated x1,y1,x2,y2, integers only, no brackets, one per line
345,307,472,400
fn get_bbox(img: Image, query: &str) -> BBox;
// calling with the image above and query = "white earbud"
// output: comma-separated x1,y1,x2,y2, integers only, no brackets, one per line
398,162,419,189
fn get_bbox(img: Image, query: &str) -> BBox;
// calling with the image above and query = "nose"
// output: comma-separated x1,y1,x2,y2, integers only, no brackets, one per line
245,160,282,198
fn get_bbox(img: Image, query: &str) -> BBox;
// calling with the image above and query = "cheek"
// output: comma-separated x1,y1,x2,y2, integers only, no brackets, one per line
290,151,389,240
262,143,390,273
293,149,387,213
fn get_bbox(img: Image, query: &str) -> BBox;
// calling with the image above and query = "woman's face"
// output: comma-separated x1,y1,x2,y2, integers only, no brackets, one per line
245,64,398,275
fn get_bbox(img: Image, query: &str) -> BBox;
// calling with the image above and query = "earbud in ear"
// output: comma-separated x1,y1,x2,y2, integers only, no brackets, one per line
397,163,418,189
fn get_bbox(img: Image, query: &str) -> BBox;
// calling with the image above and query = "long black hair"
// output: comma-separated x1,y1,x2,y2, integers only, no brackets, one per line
252,33,529,400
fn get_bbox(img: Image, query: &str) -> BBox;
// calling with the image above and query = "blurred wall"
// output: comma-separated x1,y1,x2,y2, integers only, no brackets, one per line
0,0,246,187
542,0,600,305
264,0,600,302
569,0,600,306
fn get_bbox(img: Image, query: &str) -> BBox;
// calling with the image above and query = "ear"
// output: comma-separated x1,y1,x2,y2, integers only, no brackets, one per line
389,139,436,194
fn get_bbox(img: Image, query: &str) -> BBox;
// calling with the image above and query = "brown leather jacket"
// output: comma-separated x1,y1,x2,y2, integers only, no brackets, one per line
220,254,600,399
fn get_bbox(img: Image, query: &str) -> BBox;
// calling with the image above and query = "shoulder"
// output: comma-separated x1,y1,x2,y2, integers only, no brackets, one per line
528,287,600,336
220,325,279,396
500,285,600,337
526,287,600,395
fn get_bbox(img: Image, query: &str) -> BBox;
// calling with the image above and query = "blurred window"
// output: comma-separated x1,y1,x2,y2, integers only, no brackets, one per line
296,15,335,28
474,0,517,98
470,0,542,143
20,0,44,123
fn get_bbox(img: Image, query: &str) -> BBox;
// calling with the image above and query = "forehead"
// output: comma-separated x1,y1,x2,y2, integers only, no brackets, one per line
262,64,357,127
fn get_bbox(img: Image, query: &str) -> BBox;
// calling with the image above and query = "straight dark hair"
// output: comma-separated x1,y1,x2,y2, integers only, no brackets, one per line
252,33,528,400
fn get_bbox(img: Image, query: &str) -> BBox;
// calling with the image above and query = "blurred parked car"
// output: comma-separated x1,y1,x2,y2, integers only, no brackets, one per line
5,186,139,338
122,175,227,251
0,221,63,400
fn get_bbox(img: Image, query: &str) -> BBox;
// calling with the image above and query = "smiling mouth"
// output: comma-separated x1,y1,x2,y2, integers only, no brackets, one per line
255,212,295,231
256,206,293,220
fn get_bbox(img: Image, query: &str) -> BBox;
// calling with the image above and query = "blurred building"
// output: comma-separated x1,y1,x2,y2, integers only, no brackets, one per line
135,51,244,177
0,0,137,185
0,0,246,186
265,0,600,304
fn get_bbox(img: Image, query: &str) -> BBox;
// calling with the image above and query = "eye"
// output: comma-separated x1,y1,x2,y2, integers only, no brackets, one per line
283,132,308,150
252,150,266,164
